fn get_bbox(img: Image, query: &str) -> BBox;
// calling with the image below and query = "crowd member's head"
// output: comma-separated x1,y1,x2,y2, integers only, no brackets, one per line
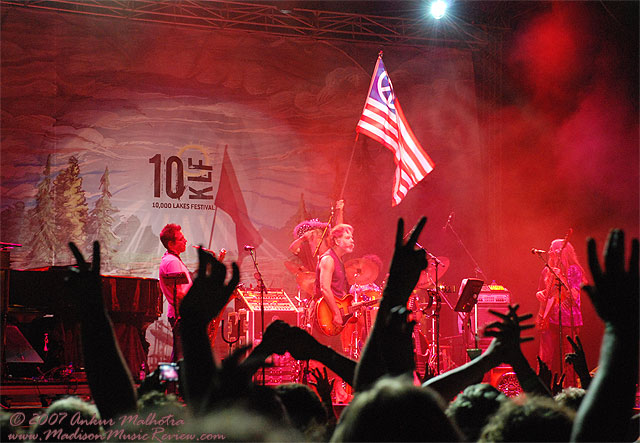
1,410,19,441
185,407,301,442
446,383,508,441
274,383,327,438
329,224,354,253
137,390,184,414
113,393,186,440
478,394,575,442
32,396,103,441
212,384,290,427
331,376,463,442
160,223,187,254
554,387,587,411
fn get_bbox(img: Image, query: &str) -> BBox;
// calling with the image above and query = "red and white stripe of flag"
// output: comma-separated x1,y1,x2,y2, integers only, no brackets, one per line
356,59,434,206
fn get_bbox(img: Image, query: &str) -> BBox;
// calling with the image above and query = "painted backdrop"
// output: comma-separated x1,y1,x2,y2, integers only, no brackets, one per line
1,8,480,293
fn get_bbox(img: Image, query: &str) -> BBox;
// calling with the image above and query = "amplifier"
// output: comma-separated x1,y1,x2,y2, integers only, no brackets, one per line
467,285,511,350
477,293,510,304
231,289,299,346
478,284,511,304
236,288,297,312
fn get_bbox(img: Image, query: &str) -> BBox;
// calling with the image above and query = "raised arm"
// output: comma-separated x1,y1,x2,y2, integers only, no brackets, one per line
333,200,344,226
565,335,591,390
289,230,313,255
67,242,137,420
424,304,549,402
178,247,239,414
572,230,639,442
286,325,356,386
353,217,428,391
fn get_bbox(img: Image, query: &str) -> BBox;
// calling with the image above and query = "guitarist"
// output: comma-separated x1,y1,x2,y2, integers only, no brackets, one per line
312,224,355,355
536,238,586,379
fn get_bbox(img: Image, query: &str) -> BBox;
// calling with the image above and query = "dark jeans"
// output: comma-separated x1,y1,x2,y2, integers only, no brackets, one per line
168,317,183,362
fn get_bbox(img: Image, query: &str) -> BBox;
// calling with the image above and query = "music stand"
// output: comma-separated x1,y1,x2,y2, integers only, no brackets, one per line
454,278,484,359
454,278,484,312
162,272,189,294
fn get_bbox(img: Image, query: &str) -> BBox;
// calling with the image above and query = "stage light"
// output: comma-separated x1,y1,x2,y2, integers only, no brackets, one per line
430,0,447,19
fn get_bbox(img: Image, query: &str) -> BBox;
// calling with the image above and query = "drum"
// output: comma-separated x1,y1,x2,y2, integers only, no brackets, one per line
350,283,382,302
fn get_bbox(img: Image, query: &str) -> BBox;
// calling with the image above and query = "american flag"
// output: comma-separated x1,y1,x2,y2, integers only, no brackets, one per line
356,56,435,206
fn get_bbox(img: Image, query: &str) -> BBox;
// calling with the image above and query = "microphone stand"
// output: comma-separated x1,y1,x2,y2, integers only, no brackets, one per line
247,248,267,385
534,253,570,374
221,318,241,357
416,242,443,374
445,222,488,281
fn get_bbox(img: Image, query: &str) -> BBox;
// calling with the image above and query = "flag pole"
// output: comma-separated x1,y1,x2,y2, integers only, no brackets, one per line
339,51,383,200
208,206,218,250
338,137,358,200
208,144,226,249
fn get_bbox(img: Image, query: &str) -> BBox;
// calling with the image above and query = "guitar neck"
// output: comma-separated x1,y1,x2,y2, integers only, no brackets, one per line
347,299,378,314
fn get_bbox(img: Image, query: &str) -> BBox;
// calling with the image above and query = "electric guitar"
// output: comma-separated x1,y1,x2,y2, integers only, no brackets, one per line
536,270,575,330
316,296,380,336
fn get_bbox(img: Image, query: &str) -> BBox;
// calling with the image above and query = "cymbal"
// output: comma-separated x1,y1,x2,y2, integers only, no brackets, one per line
416,256,450,289
344,257,380,286
296,271,316,295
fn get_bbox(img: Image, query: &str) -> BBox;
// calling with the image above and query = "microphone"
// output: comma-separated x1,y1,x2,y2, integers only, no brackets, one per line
443,212,454,230
244,245,255,251
531,248,546,255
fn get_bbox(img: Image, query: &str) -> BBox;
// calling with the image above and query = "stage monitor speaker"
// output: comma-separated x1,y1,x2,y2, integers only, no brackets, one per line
5,324,43,364
5,324,44,378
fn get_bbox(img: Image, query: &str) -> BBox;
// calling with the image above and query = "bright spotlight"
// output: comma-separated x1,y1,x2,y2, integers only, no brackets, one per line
430,0,447,19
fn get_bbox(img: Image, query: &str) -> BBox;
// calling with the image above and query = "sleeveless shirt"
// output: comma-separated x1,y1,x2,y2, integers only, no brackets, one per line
315,248,349,300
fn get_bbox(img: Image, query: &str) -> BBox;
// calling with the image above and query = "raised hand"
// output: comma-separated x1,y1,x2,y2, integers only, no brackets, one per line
552,372,566,396
66,241,137,419
565,335,590,388
284,326,356,385
309,366,335,404
285,326,322,361
571,230,638,441
537,356,552,389
484,304,535,364
241,320,291,369
584,229,639,332
383,217,429,307
484,304,550,396
67,241,105,317
179,246,240,326
258,320,291,356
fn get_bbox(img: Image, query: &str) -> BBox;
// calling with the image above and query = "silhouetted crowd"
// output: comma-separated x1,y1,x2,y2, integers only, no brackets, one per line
1,220,637,442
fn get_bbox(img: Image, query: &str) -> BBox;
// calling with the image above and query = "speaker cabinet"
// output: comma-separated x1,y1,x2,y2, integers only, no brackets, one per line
474,303,510,348
465,287,511,350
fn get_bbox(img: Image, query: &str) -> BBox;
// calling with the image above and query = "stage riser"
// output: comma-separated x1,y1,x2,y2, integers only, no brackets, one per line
0,383,91,409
